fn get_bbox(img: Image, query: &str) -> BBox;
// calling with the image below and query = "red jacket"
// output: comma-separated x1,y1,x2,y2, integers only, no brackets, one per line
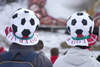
50,55,58,64
0,47,4,53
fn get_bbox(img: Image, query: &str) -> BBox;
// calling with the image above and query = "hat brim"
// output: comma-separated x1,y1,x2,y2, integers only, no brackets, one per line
5,26,39,46
66,34,98,46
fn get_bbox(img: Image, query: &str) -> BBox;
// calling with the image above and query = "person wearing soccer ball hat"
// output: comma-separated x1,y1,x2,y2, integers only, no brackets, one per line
53,12,100,67
0,8,53,67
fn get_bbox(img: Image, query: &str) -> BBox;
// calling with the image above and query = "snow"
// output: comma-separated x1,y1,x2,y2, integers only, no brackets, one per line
38,30,69,58
0,0,100,59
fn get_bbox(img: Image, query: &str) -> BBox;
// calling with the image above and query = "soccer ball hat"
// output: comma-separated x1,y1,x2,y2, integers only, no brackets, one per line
5,8,40,46
66,12,98,46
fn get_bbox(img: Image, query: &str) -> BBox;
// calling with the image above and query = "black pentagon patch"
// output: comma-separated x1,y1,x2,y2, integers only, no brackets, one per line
12,13,18,19
24,11,29,13
77,13,83,16
82,19,87,25
30,18,35,25
67,26,71,33
71,19,77,25
88,16,93,21
22,29,31,36
21,18,26,25
75,29,83,35
89,26,92,34
17,8,22,11
12,24,17,33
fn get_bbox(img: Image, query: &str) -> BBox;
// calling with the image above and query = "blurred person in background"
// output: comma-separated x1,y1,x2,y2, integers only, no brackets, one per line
50,47,59,64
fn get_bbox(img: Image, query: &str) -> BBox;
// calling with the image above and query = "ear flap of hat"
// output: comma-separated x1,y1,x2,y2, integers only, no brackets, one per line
5,27,12,36
87,34,98,46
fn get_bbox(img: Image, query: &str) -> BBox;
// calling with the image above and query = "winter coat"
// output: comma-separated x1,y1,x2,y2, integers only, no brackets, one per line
0,43,53,67
53,47,100,67
50,55,58,64
0,47,4,54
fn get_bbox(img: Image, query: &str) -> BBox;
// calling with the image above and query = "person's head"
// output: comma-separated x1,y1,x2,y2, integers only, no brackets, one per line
50,47,59,56
66,12,98,47
5,8,40,46
33,40,44,51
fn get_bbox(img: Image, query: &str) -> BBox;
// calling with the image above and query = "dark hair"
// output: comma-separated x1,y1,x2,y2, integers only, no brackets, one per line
50,48,59,56
33,40,44,51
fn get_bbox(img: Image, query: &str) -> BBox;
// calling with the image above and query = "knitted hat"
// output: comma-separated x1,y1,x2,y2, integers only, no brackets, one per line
66,12,98,46
5,8,40,46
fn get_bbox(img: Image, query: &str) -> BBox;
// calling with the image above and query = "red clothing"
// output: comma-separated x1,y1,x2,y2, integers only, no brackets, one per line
0,47,4,53
50,55,58,64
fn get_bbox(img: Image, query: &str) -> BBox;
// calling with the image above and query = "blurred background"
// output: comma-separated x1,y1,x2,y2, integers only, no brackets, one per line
0,0,100,59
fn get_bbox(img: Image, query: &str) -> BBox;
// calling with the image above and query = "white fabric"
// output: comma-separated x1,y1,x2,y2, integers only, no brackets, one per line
67,12,94,38
53,47,100,67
